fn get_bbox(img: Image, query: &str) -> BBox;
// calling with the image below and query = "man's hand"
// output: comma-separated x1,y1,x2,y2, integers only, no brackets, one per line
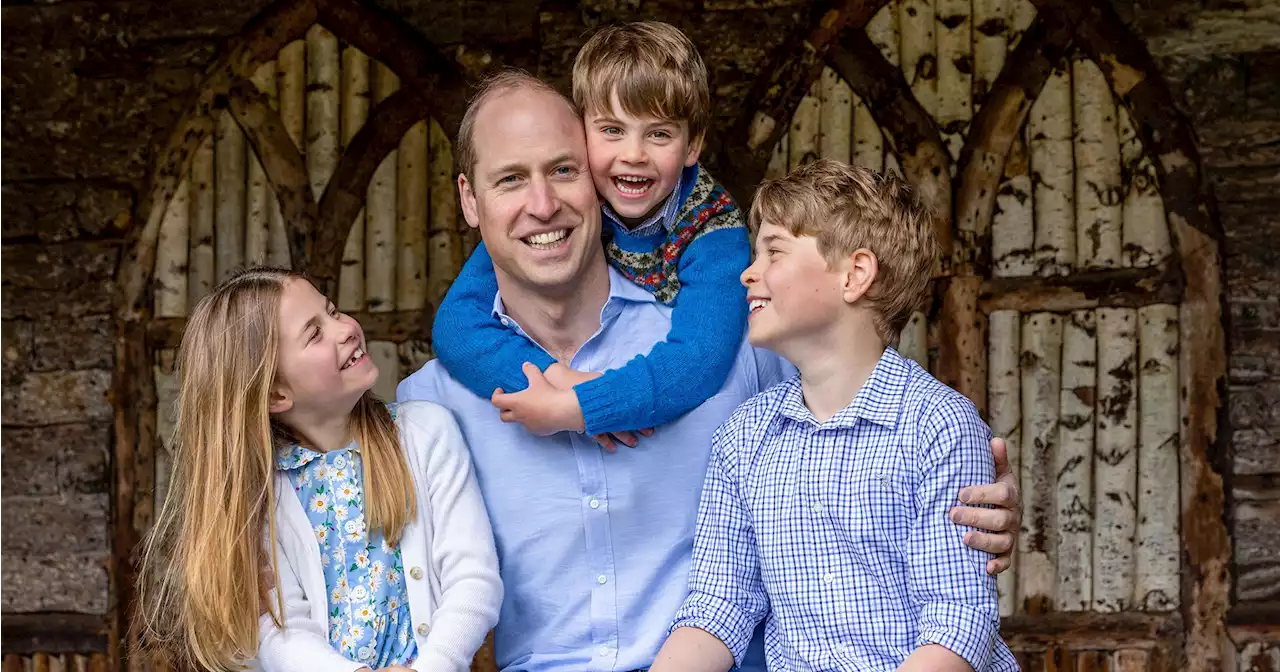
950,436,1021,575
491,363,586,435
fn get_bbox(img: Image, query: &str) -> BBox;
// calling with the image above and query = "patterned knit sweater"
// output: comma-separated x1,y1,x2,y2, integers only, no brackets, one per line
431,164,751,435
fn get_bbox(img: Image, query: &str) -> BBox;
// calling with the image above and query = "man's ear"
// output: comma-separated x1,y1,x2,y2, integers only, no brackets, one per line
458,173,481,229
684,131,704,167
842,248,879,304
268,383,293,415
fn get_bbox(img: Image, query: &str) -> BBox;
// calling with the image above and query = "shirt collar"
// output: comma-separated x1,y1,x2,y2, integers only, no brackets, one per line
490,265,659,331
275,440,359,471
600,164,696,236
777,347,910,429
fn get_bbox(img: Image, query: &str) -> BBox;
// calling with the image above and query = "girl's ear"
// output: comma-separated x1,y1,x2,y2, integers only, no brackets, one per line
268,384,293,415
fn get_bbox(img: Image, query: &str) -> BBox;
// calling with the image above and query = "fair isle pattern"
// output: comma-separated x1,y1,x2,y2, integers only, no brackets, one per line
669,348,1019,672
606,166,745,304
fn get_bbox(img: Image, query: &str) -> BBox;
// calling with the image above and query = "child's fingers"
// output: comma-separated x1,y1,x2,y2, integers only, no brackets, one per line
638,428,654,437
612,431,639,448
593,434,617,452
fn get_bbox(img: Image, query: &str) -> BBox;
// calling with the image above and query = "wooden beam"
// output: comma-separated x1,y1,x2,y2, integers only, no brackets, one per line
953,13,1074,273
148,310,433,350
314,88,430,291
225,76,318,276
0,614,109,655
1026,1,1230,668
1000,612,1183,651
709,0,892,202
979,263,1183,313
828,29,953,263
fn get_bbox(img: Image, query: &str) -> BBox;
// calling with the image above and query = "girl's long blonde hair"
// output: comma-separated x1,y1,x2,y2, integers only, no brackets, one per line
134,268,416,671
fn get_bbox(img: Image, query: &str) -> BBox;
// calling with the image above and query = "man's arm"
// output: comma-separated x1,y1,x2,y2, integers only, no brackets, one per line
951,437,1022,574
653,419,769,671
906,395,1005,672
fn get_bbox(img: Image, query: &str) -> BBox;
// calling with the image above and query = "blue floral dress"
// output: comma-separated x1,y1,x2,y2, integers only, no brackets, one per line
277,425,419,667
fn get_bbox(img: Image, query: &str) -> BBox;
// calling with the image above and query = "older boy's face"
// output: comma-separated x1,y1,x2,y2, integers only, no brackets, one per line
584,91,702,226
740,221,847,354
458,88,603,297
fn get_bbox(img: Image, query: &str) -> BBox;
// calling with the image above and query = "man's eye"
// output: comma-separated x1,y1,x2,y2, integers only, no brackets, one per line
498,175,520,186
554,166,575,176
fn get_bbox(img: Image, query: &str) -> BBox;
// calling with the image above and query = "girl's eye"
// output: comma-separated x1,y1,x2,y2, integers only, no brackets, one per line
309,327,321,343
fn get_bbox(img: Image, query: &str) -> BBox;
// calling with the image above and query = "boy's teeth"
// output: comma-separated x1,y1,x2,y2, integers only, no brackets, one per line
749,299,770,312
614,176,652,195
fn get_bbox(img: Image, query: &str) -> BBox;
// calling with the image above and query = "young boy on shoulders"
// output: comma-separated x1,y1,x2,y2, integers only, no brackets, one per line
432,21,750,443
650,159,1020,672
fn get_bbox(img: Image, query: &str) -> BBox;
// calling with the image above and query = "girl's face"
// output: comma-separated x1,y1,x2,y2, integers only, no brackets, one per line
271,279,377,418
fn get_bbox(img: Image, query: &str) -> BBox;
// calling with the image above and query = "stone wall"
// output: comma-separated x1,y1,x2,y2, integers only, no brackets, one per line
1,0,1276,651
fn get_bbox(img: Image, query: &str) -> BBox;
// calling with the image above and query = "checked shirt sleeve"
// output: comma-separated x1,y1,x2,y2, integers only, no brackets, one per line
669,418,769,667
908,394,1003,671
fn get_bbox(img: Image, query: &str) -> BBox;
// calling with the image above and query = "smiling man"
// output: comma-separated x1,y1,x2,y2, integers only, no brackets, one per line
396,71,1021,672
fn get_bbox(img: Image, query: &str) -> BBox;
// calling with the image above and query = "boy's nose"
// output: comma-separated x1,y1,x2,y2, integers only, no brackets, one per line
619,137,646,164
740,260,760,287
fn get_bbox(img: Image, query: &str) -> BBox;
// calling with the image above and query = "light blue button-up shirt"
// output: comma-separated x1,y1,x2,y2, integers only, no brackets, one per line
397,266,790,672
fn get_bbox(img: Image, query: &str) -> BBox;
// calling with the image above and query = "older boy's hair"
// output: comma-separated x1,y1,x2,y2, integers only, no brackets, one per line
572,21,711,141
455,69,575,179
750,158,938,343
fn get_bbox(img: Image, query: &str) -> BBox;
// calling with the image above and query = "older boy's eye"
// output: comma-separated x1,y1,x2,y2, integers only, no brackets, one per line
651,130,672,140
602,126,622,136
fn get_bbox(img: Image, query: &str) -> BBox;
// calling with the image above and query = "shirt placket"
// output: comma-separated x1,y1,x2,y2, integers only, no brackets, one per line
572,410,619,667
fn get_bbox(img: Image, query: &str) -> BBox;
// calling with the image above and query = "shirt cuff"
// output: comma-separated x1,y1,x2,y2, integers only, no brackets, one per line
915,601,1001,671
668,591,757,668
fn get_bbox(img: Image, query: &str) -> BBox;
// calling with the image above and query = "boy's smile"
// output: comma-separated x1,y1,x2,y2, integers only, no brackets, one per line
740,222,848,355
586,91,702,227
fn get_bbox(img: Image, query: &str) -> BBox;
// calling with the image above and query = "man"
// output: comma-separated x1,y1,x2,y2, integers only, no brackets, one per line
396,71,1020,672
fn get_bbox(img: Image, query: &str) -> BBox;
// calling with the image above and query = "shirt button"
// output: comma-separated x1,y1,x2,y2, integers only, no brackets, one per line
824,572,836,584
417,623,430,636
812,502,824,514
589,498,601,509
410,567,423,580
500,317,511,326
597,574,608,585
597,645,610,657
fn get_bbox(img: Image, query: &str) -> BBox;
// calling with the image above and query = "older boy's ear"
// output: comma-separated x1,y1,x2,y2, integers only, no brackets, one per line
842,248,879,304
684,132,704,167
458,173,481,229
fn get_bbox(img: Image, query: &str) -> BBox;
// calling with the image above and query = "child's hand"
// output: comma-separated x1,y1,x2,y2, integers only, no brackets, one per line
593,427,654,452
491,363,587,435
543,362,602,389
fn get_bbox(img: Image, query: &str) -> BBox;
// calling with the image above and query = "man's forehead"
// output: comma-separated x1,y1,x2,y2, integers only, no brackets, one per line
471,89,586,167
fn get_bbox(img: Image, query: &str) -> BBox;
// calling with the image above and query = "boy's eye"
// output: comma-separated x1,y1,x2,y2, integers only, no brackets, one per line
601,126,622,136
651,130,672,140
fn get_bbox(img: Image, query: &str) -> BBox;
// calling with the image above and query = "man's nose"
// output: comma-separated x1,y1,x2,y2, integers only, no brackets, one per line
526,177,561,220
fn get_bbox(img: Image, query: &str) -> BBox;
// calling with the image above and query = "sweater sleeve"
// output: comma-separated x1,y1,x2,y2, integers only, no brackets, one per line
257,541,368,672
574,225,751,435
398,402,503,672
431,242,557,397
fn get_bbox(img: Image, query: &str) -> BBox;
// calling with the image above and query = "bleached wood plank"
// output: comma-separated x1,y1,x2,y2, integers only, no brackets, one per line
992,129,1035,276
214,111,246,281
898,311,929,369
818,66,852,164
1057,309,1096,611
935,0,972,160
789,81,822,169
899,0,938,117
1072,58,1123,270
155,178,190,318
397,120,429,312
1136,303,1180,610
1028,66,1075,276
1117,105,1172,268
188,135,216,304
338,45,371,311
1019,311,1062,613
1093,307,1138,612
366,63,400,312
987,309,1021,617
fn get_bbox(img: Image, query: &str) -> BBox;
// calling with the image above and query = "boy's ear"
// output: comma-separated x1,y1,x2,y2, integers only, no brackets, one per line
684,131,705,167
458,173,481,229
268,383,293,415
842,248,879,305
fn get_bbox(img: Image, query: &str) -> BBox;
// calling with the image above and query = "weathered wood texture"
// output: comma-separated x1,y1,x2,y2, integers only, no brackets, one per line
1,0,1273,670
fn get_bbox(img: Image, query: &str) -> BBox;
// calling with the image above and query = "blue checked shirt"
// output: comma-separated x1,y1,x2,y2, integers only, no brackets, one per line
670,348,1018,671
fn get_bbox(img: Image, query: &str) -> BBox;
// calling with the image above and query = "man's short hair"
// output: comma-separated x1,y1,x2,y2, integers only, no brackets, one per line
749,158,938,343
455,69,576,180
571,21,711,141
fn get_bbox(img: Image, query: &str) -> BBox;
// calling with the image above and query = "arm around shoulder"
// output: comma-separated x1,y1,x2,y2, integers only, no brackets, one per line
396,402,502,671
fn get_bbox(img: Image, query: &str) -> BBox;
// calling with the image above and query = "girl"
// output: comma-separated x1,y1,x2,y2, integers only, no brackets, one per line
135,268,501,672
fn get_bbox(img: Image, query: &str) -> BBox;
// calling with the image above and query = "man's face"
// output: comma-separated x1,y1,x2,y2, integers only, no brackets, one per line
458,87,603,298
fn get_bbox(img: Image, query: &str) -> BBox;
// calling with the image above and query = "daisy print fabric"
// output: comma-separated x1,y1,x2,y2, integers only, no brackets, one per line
277,413,418,667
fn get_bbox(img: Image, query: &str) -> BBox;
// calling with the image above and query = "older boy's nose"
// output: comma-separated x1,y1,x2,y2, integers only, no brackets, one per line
740,259,761,287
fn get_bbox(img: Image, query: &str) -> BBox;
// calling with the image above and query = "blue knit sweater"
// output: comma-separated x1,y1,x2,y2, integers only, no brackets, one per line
430,164,750,435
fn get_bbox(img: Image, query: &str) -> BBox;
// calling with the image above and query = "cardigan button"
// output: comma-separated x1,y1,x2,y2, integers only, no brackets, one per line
417,623,430,637
410,566,423,580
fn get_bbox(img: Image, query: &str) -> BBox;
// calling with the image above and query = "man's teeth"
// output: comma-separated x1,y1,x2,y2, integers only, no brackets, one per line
342,348,365,370
749,299,770,313
614,176,652,195
525,229,569,248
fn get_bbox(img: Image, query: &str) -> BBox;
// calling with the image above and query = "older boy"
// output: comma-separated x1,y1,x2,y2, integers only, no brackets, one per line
651,160,1019,671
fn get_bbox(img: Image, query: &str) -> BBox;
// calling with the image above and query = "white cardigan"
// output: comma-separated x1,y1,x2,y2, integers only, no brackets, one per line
254,401,502,672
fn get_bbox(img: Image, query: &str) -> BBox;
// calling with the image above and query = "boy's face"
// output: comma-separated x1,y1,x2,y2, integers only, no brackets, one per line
584,91,702,226
740,222,849,354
